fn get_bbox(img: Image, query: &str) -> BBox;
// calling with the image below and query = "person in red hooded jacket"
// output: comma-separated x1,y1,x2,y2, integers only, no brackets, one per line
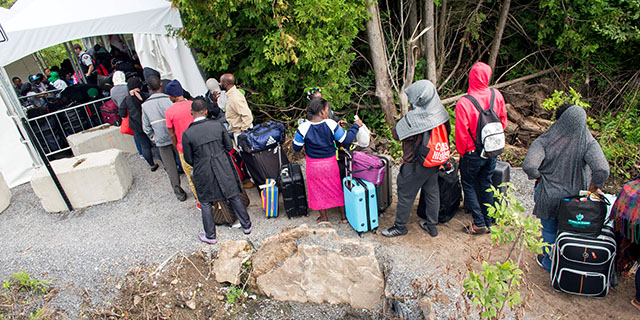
455,62,507,235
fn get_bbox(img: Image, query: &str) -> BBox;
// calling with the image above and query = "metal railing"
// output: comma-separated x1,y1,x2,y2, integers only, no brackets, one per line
26,97,111,157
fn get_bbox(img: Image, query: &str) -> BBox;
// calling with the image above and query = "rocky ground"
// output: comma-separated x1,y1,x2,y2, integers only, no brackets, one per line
0,154,637,319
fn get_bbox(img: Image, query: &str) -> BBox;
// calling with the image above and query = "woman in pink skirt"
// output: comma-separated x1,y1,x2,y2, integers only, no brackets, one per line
293,98,363,223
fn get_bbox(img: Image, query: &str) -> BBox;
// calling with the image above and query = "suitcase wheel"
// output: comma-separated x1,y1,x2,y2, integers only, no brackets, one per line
358,232,364,238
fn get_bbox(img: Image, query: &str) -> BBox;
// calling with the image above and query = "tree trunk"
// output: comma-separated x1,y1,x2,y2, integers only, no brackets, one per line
407,0,418,41
487,0,512,79
365,0,397,124
436,0,448,80
424,0,437,85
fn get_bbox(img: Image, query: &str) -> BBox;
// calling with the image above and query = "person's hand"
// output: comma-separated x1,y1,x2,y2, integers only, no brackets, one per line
354,119,364,127
338,120,348,128
213,91,221,100
588,183,602,194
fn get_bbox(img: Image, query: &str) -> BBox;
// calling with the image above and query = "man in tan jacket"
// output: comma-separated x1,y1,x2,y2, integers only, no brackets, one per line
219,74,253,139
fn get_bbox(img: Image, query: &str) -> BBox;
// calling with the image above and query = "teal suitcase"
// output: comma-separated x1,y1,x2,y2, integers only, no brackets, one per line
343,176,379,236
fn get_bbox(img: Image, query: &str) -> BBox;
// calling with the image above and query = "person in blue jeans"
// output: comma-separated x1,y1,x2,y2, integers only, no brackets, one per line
523,104,609,271
455,62,508,235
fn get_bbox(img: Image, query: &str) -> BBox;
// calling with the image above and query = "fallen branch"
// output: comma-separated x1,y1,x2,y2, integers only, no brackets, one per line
440,67,558,105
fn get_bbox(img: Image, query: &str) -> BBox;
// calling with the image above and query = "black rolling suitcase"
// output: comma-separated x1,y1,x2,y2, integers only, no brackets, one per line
242,144,289,187
279,163,308,218
418,161,462,223
376,155,392,214
550,227,617,297
492,160,511,195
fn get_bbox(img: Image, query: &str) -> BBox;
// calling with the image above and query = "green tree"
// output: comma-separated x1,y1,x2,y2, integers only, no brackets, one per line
538,0,640,58
172,0,368,115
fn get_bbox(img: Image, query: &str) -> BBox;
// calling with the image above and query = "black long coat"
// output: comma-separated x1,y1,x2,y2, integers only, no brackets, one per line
182,119,241,202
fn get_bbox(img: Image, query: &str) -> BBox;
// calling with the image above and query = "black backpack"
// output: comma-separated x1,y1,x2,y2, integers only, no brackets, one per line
463,89,505,158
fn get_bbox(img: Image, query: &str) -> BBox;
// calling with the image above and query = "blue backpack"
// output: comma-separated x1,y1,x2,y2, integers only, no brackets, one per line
238,121,286,153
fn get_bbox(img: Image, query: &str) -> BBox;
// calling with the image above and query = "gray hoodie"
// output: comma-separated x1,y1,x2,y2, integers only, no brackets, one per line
141,93,173,147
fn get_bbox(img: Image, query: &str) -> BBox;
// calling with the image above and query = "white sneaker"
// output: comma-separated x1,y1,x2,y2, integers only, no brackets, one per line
232,222,241,228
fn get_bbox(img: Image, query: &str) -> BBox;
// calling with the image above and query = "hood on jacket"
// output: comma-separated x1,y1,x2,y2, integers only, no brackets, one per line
468,62,492,94
143,67,161,81
556,105,587,134
112,71,127,86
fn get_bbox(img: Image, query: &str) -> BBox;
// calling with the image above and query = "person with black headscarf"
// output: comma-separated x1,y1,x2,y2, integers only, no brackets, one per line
523,104,610,272
120,76,157,172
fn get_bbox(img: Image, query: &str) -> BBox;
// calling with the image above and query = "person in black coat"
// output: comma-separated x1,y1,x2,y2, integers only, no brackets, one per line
119,77,158,171
182,99,253,244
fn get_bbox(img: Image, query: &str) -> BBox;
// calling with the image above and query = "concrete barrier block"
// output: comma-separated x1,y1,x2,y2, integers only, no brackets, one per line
0,172,11,214
30,149,133,212
67,124,137,156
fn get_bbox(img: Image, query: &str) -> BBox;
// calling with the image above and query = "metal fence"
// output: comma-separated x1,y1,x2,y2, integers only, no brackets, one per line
26,97,110,157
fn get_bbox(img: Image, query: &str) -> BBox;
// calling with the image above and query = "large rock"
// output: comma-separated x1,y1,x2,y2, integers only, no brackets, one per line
253,224,384,310
0,171,11,214
213,240,252,285
30,149,133,212
67,124,137,156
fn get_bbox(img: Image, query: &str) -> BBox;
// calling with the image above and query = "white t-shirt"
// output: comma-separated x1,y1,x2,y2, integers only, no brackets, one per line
52,79,68,91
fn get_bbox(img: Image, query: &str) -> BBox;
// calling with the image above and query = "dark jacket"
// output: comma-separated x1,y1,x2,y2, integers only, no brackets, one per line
393,121,450,164
182,118,242,202
119,91,149,135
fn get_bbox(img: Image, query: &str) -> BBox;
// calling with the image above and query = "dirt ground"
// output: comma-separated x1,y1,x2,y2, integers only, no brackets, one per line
375,210,638,320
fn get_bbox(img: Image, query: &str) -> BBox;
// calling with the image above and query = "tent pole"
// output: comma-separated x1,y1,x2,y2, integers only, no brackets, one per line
1,69,73,211
36,51,48,70
64,42,86,85
32,53,46,74
20,116,73,211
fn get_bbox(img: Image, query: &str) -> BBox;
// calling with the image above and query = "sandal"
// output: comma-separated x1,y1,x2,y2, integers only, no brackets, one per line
632,299,640,312
341,218,349,224
462,224,489,235
316,216,329,223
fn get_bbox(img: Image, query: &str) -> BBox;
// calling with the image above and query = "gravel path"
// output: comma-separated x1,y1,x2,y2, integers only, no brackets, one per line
0,155,535,318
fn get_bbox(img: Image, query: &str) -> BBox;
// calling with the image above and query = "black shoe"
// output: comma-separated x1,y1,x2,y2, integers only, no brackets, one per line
150,164,159,172
420,221,438,237
535,254,545,269
381,225,408,237
175,187,187,202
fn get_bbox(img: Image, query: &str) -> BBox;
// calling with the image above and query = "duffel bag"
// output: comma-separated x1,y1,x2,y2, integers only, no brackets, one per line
238,121,286,153
351,151,386,186
557,192,611,237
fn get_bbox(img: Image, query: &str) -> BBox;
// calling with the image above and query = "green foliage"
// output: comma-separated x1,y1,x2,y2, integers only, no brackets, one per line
40,45,69,70
538,0,640,58
225,285,247,305
172,0,368,111
378,125,402,160
596,93,640,180
541,87,590,112
0,0,15,9
463,184,547,319
2,271,50,295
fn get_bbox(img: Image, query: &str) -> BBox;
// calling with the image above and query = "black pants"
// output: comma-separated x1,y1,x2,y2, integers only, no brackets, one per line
201,193,252,239
394,163,439,231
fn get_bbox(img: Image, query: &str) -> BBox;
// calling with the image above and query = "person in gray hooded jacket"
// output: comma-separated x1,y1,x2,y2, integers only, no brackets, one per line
381,80,451,238
142,75,187,201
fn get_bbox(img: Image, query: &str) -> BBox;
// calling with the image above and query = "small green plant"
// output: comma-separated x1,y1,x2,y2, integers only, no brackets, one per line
225,285,247,305
2,271,50,295
541,87,590,113
463,184,547,319
28,308,44,320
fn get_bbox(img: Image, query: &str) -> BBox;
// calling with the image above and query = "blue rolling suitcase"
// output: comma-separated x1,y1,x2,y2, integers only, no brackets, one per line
343,153,379,236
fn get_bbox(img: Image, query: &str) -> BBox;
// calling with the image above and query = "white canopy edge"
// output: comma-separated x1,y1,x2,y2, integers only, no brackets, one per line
0,0,183,67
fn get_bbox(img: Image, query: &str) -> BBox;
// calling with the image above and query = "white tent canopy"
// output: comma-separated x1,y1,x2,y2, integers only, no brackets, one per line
0,0,206,187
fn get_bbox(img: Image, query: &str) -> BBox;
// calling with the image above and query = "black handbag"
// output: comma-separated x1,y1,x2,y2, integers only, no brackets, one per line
557,193,611,237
